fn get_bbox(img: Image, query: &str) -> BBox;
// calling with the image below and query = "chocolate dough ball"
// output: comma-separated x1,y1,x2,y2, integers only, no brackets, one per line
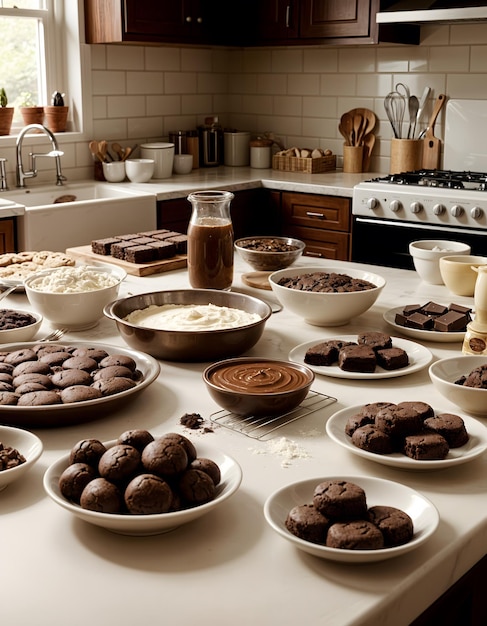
159,432,197,463
124,474,173,514
117,429,154,452
177,468,216,505
141,439,188,478
98,444,141,482
91,377,136,396
59,462,98,503
190,458,221,486
80,477,122,513
100,354,137,371
69,438,107,467
92,365,135,381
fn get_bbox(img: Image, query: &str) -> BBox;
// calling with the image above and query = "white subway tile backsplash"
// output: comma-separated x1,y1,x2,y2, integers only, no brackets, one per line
145,47,181,71
127,72,164,95
339,47,376,73
146,95,181,117
165,73,198,94
271,49,304,73
92,70,126,96
107,45,144,71
273,96,303,117
108,95,145,118
303,96,337,118
287,73,320,96
430,46,469,72
256,74,287,95
303,48,338,73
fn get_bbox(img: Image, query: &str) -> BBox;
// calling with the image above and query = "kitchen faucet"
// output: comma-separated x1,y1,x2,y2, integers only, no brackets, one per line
16,123,66,187
0,158,8,190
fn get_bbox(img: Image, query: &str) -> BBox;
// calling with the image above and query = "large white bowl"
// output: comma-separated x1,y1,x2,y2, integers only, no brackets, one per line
439,255,487,296
0,425,43,492
409,239,471,285
0,309,42,344
268,266,385,326
125,158,155,183
429,356,487,417
43,441,242,536
264,475,439,563
25,264,126,330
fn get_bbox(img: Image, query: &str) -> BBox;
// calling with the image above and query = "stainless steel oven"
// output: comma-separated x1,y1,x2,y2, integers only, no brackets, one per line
352,99,487,269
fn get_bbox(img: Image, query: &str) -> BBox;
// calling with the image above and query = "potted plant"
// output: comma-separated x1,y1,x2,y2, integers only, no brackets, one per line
0,88,14,136
19,92,45,128
44,91,68,132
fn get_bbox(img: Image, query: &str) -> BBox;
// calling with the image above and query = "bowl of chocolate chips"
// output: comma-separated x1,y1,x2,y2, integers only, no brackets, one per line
234,236,305,272
0,309,43,344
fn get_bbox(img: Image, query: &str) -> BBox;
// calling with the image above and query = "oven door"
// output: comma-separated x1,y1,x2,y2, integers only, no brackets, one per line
352,217,486,270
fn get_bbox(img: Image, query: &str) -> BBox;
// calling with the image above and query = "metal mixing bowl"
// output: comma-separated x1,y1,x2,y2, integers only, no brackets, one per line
104,289,272,362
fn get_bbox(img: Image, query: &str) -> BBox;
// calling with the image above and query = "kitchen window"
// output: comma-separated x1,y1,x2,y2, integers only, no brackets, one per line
0,0,88,137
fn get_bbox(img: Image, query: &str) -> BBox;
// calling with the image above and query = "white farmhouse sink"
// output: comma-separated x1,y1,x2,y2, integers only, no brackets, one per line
12,182,158,252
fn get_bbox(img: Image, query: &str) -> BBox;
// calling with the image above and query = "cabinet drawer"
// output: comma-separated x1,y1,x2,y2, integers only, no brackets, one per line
281,193,350,232
284,225,350,260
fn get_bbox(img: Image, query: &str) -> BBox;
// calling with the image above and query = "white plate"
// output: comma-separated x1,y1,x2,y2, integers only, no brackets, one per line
383,306,466,343
0,341,160,428
264,475,439,563
288,335,432,380
326,405,487,470
44,441,242,536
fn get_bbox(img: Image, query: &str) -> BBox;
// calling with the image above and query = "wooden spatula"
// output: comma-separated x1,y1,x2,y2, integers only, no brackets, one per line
422,94,446,169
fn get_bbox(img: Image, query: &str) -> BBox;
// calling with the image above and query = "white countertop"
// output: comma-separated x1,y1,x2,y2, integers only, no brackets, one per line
118,165,382,200
2,257,486,626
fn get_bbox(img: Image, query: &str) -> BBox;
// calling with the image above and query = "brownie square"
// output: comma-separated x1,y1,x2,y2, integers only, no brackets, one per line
433,310,469,332
376,347,409,370
421,301,448,317
304,340,355,367
111,241,139,259
152,231,181,241
147,240,177,259
165,234,188,254
91,237,121,255
128,236,159,246
338,344,376,373
124,245,157,264
405,312,434,330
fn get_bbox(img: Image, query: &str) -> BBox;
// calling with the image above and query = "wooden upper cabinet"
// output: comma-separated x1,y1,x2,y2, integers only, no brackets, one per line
85,0,229,45
300,0,375,40
255,1,300,42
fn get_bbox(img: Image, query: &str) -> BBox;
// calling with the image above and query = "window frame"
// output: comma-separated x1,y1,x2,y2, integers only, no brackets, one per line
0,0,91,145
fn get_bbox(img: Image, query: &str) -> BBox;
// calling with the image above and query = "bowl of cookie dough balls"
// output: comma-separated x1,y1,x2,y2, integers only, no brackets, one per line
25,264,126,330
429,356,487,417
269,266,386,326
0,425,43,492
43,430,242,535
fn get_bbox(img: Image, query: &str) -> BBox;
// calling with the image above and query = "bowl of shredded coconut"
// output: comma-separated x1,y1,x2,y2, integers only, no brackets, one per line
25,264,126,330
104,289,272,361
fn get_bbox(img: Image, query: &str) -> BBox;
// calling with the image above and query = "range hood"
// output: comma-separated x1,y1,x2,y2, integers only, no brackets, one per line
377,1,487,24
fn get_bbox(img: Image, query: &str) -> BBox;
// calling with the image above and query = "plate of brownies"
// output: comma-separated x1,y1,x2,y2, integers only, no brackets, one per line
325,402,487,470
289,332,432,379
383,301,472,343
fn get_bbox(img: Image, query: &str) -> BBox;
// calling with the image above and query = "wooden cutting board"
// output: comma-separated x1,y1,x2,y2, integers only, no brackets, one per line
66,245,187,276
422,94,446,169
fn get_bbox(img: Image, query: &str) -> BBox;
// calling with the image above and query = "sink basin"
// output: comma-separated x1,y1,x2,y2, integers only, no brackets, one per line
1,181,146,208
13,182,158,252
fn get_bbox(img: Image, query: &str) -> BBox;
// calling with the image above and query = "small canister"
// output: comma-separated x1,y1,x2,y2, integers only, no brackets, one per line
250,138,273,169
186,130,199,169
168,131,188,155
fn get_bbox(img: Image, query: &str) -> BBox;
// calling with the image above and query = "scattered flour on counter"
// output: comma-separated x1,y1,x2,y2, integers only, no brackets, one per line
250,436,311,468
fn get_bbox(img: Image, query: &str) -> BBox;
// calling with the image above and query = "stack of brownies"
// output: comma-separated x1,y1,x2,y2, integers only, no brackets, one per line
91,229,188,264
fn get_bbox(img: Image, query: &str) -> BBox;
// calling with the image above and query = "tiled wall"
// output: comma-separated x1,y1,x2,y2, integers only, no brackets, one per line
8,21,487,183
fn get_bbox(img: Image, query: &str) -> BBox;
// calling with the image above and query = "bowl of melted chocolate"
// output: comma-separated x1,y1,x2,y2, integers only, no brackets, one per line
203,357,315,416
234,236,305,272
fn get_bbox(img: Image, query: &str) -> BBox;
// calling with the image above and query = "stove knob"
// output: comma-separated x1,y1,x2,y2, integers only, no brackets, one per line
451,205,464,217
433,203,446,215
471,206,484,219
366,197,378,210
390,200,402,212
410,201,423,214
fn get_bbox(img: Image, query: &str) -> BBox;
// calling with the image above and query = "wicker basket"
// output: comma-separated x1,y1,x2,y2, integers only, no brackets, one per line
272,154,336,173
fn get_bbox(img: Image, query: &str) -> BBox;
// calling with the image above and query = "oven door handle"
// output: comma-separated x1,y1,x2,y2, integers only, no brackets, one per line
354,216,487,237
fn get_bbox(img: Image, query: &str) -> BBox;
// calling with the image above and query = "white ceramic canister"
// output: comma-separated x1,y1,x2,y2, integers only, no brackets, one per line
250,138,272,168
224,131,250,166
140,142,175,179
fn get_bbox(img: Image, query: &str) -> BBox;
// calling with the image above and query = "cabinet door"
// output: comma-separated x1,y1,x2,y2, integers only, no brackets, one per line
300,0,378,41
0,219,15,254
255,0,299,42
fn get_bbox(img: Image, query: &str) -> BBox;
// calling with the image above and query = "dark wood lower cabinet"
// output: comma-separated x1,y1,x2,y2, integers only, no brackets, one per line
410,555,487,626
0,218,15,253
156,188,279,239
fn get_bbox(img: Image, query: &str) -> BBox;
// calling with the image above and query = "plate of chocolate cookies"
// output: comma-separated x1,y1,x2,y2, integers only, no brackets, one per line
289,333,432,379
264,476,439,562
0,341,160,427
326,402,487,470
383,302,472,342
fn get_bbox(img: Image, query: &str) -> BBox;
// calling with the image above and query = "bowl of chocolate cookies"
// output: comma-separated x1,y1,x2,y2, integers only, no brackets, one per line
429,356,487,417
0,309,43,343
43,430,242,536
0,425,43,491
234,236,305,272
269,266,386,326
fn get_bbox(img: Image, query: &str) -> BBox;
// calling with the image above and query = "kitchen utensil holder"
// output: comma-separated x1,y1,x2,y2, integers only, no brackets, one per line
343,145,364,173
390,138,423,174
210,390,337,440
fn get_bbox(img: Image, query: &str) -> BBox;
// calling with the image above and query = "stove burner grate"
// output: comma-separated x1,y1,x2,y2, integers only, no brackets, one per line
372,169,487,191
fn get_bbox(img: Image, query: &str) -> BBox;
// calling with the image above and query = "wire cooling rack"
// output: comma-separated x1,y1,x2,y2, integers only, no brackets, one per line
209,390,337,440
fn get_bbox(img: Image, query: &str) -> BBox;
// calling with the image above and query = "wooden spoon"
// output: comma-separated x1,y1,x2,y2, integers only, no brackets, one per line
362,133,376,172
112,142,125,161
340,112,354,146
88,140,99,160
353,113,364,146
121,146,132,161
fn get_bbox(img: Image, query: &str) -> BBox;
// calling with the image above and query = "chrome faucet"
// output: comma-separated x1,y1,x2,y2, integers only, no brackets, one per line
16,123,66,187
0,158,8,191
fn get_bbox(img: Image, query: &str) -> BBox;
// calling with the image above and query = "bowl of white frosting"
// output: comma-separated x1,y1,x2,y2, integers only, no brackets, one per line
103,289,272,361
25,264,126,330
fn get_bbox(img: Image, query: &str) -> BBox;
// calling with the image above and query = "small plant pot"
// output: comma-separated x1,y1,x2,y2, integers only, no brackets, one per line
44,105,68,132
0,107,14,135
20,107,45,130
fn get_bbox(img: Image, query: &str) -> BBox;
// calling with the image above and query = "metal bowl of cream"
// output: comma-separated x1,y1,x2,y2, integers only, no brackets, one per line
103,289,272,361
